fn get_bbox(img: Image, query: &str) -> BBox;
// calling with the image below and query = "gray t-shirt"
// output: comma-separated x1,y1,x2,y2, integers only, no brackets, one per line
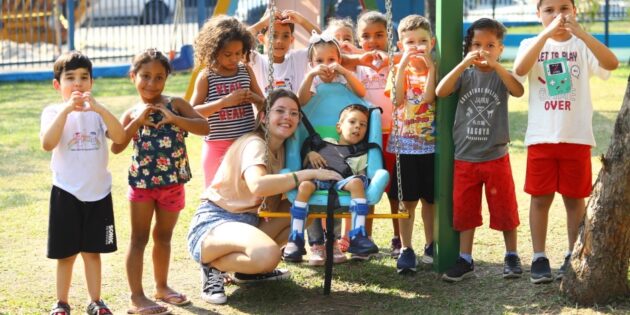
452,68,510,162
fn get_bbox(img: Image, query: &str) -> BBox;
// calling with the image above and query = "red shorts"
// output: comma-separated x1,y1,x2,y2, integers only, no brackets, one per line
128,184,186,212
453,154,519,231
525,143,592,198
382,133,396,193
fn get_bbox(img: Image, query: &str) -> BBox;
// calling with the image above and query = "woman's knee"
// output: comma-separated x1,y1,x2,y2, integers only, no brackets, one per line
250,244,281,272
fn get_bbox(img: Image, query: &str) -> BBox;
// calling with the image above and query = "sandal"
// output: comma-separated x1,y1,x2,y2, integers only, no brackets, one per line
86,300,112,315
155,292,190,306
50,301,71,315
126,304,170,315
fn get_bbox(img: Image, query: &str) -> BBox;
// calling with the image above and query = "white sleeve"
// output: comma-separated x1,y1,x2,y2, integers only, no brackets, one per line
584,41,611,81
249,51,268,92
513,37,534,84
40,105,59,138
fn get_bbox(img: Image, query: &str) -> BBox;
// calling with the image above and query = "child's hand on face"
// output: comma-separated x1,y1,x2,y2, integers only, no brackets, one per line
541,14,567,39
562,14,583,37
463,50,481,67
478,50,498,68
307,151,327,169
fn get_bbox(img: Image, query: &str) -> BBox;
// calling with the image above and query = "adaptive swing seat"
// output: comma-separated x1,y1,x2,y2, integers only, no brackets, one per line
279,82,389,210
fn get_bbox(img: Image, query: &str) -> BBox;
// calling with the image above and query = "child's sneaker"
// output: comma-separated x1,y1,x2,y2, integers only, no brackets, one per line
442,257,475,282
200,265,227,304
309,244,326,266
556,254,571,280
86,300,112,315
282,237,306,263
396,247,417,274
390,236,402,258
338,235,350,253
333,241,347,264
348,235,379,261
233,269,290,283
503,254,523,279
530,257,553,284
50,301,71,315
421,242,434,264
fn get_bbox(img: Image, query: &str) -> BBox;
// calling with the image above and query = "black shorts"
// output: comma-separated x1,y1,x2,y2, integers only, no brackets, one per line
387,153,435,203
47,186,117,259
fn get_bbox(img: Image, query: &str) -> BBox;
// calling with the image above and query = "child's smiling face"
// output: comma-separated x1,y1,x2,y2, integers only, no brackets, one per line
537,0,576,33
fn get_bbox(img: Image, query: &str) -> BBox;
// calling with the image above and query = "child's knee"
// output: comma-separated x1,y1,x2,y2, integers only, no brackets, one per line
298,181,316,194
345,178,364,193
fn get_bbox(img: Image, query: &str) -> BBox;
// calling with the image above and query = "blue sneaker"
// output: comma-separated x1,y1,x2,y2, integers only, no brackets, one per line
282,234,306,263
348,234,379,260
421,242,434,264
530,257,553,284
397,247,417,274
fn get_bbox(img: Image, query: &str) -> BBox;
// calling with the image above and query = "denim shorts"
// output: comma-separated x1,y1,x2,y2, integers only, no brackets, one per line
187,200,259,263
315,174,368,191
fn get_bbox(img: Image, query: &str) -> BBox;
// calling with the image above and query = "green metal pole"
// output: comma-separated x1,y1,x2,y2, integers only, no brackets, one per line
433,0,462,273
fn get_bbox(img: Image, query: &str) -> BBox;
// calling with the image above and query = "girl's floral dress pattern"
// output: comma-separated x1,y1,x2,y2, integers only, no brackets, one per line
128,101,191,189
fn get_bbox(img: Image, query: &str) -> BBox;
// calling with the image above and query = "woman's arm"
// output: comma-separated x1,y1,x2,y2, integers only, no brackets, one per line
244,165,341,197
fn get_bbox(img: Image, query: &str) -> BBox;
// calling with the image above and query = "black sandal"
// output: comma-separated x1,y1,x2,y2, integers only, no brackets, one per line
50,301,71,315
86,300,112,315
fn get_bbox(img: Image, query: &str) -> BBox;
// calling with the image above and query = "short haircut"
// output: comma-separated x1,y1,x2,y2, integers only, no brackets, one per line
130,48,171,75
339,104,369,122
53,51,92,81
261,21,295,35
463,18,507,54
397,14,432,38
537,0,575,9
357,11,387,30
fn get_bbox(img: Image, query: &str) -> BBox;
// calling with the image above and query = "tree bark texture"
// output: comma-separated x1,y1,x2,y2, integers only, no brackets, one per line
561,75,630,304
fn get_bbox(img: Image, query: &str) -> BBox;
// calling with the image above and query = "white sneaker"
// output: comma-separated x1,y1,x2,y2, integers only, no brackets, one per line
333,241,347,264
309,244,326,266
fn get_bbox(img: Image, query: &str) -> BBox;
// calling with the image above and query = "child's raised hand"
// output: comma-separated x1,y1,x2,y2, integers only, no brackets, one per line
279,10,301,25
479,50,498,68
131,103,157,128
463,50,481,67
151,103,176,129
225,89,250,106
311,64,335,82
562,14,584,37
541,14,566,39
340,41,363,55
307,151,327,169
360,50,387,72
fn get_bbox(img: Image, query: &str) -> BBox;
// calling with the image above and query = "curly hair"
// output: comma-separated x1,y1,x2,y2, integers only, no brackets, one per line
193,15,255,70
325,17,356,43
130,48,171,75
463,18,506,54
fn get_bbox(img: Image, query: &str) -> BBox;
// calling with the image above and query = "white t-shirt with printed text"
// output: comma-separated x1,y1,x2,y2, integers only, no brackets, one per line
250,49,310,95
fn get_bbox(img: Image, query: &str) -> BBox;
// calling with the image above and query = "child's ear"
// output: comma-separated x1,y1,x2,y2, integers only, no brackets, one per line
257,33,266,44
129,71,136,82
52,79,61,91
430,37,436,50
336,122,342,134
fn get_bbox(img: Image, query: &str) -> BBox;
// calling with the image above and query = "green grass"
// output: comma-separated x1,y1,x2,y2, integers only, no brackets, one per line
0,66,629,314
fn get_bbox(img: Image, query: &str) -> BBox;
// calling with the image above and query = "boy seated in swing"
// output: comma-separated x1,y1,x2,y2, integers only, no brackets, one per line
282,105,379,263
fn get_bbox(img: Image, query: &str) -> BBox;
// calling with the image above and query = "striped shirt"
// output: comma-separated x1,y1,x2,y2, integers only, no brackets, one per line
203,64,255,141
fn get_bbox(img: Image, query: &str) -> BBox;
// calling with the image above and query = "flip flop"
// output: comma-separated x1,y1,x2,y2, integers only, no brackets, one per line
126,304,170,315
155,292,191,306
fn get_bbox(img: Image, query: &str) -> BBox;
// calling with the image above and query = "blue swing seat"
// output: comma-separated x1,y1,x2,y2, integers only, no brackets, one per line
280,83,389,209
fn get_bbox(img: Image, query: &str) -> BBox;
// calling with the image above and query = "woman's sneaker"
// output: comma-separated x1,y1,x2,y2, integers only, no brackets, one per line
421,242,434,264
390,236,402,258
200,265,227,304
442,257,475,282
503,254,523,279
233,269,290,283
396,247,417,274
309,244,326,266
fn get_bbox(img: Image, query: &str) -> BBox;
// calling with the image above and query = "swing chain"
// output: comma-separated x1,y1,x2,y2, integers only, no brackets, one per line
261,0,277,211
385,0,405,212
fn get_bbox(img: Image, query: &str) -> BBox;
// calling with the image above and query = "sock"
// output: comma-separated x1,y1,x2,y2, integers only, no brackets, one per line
459,253,473,264
532,252,547,262
349,198,368,240
505,251,518,257
289,202,308,241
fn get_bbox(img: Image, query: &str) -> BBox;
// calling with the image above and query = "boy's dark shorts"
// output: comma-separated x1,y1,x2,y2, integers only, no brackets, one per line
388,153,435,203
47,186,117,259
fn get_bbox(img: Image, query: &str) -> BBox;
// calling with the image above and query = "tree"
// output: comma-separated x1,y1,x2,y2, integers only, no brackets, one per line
561,76,630,304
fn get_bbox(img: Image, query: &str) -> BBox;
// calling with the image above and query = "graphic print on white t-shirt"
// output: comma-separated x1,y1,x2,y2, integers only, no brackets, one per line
67,131,102,151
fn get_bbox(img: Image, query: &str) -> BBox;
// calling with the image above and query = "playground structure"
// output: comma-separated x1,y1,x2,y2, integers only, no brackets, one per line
0,0,88,44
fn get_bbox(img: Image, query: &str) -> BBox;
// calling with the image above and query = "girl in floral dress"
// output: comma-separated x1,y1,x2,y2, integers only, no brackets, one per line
111,49,209,314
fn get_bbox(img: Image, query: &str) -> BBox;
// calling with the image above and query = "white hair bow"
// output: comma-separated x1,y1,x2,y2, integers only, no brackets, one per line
308,30,336,44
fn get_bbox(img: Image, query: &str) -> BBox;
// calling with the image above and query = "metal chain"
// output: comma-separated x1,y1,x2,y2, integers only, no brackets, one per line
385,0,405,212
260,0,276,211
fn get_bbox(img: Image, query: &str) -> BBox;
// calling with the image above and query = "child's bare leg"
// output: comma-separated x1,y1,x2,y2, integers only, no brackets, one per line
503,229,518,253
152,208,181,299
81,252,102,302
390,198,400,236
459,229,475,255
56,254,78,303
420,199,434,245
529,194,554,253
399,200,419,249
126,201,158,308
562,196,586,252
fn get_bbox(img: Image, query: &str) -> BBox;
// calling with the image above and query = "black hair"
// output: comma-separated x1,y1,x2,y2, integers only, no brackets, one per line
53,51,92,81
463,18,506,54
130,48,171,75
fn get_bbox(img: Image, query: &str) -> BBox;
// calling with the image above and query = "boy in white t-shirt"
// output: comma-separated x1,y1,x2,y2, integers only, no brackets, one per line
513,0,618,284
247,8,320,95
40,51,125,315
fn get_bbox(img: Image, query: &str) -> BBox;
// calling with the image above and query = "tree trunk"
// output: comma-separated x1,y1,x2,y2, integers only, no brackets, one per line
561,75,630,304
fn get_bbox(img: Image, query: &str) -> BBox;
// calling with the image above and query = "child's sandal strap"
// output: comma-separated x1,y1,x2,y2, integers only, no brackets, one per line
50,301,71,315
86,300,112,315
